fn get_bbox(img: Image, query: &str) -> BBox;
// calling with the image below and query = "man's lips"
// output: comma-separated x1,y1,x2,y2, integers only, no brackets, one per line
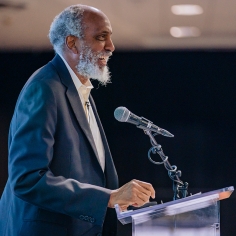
98,56,108,66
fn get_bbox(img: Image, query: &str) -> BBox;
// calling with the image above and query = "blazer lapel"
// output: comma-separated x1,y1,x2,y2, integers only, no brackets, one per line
89,95,119,189
50,55,100,163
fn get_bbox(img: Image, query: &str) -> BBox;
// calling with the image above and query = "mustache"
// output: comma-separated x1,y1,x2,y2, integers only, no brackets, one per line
97,51,113,58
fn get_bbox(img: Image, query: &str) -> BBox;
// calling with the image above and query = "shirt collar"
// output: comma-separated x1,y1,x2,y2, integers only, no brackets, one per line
58,54,93,102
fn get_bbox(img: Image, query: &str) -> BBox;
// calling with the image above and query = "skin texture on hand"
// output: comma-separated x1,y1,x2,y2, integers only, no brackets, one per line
108,179,155,211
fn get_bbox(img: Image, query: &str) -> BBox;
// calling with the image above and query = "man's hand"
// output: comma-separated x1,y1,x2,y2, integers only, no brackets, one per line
108,179,155,211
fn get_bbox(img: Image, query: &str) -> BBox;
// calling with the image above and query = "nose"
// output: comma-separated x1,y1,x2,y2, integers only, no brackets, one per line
105,37,115,52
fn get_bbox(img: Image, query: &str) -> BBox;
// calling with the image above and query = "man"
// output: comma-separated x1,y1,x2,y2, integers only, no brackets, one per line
0,5,155,236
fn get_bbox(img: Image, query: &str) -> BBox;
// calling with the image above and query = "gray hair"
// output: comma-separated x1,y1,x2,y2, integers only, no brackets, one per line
48,5,85,54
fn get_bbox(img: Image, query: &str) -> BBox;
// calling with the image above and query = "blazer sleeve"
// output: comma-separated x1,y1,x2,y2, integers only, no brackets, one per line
8,80,111,226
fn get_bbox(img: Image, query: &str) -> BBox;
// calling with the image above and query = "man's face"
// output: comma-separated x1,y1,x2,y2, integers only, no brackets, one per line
75,10,115,85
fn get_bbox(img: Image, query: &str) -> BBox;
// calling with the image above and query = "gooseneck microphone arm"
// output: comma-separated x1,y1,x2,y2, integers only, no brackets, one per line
144,130,188,200
114,106,188,200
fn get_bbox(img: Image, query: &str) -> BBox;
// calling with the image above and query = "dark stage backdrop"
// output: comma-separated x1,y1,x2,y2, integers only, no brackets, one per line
0,50,235,235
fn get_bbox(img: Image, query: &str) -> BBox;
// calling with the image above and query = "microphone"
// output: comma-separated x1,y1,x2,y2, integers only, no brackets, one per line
114,107,174,137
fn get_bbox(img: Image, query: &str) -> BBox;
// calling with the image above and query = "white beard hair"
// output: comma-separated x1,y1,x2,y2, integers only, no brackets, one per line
76,44,111,85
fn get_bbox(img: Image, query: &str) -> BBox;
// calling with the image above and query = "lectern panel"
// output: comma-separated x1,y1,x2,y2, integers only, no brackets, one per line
132,202,220,236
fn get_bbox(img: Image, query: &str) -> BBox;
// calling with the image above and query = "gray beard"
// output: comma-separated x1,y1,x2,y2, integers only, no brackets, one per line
76,44,111,85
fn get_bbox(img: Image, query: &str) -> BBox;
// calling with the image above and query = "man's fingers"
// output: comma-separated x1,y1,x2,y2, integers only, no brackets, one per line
133,183,152,199
129,183,153,206
135,191,150,205
133,179,155,198
108,179,155,209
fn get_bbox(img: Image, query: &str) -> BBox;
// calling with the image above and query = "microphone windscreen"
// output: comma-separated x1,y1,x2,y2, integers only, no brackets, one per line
114,107,130,122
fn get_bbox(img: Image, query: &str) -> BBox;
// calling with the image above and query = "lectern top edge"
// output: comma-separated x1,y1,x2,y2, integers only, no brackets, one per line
115,186,234,225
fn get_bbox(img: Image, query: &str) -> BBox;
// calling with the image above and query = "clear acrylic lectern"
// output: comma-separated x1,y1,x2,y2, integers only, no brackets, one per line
115,186,234,236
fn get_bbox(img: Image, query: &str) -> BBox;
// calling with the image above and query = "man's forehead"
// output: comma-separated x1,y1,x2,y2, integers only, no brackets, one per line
83,12,112,34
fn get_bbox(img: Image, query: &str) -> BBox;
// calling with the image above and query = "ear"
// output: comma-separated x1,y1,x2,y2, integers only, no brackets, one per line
65,35,78,54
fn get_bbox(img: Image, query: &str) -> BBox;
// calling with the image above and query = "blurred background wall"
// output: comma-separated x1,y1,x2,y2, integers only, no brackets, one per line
0,1,235,235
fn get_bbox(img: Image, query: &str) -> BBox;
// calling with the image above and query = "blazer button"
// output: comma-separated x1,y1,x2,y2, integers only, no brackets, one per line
79,215,85,220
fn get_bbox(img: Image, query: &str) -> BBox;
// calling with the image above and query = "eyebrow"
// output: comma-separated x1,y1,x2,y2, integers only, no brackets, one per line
100,30,112,35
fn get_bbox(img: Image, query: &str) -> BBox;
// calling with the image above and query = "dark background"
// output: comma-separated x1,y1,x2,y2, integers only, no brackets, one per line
0,50,235,235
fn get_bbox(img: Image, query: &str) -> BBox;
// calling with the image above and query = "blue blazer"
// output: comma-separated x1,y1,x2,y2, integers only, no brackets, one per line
0,55,119,236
